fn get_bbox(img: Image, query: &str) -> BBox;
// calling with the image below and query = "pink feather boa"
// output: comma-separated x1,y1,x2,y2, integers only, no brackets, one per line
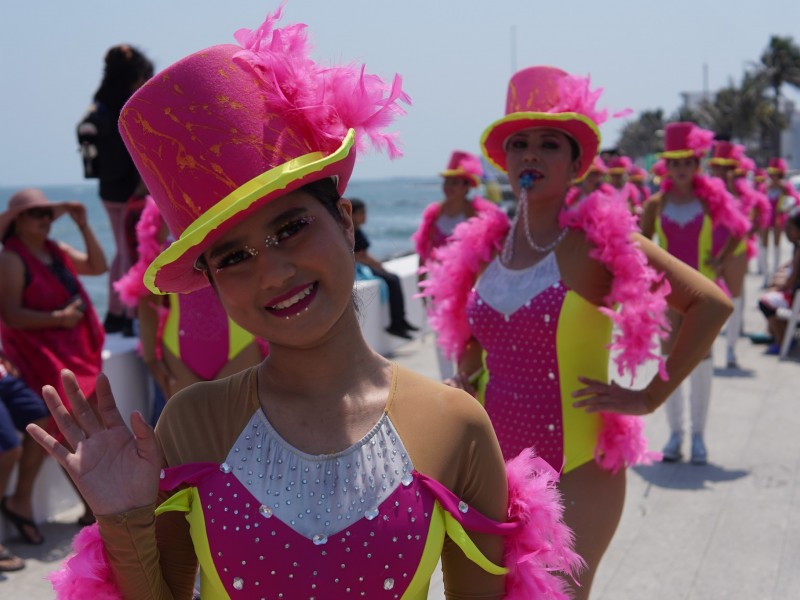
412,196,501,264
560,188,671,382
47,524,121,599
661,175,750,239
503,451,585,599
419,207,510,361
734,178,771,231
113,197,165,308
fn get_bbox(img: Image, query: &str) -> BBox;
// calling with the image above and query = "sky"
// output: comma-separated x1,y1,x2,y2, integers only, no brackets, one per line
2,0,800,188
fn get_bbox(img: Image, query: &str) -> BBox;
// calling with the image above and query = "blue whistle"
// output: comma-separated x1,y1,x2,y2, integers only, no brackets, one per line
519,172,535,189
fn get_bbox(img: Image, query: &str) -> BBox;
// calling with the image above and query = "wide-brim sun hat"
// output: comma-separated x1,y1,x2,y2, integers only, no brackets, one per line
119,7,410,295
0,188,74,240
439,150,483,187
480,66,622,180
658,122,714,160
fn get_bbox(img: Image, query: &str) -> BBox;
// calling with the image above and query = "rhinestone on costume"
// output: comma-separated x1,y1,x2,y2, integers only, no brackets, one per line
233,577,243,590
400,473,413,487
259,505,273,518
365,508,380,520
384,577,395,590
458,501,468,514
220,462,232,474
312,533,328,546
159,469,165,479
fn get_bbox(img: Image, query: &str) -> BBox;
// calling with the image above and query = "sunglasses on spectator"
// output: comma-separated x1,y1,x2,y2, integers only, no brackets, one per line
24,207,55,219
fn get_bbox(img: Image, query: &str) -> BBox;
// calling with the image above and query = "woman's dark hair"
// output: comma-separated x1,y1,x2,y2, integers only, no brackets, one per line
348,198,366,214
93,45,154,114
300,177,344,222
567,136,580,162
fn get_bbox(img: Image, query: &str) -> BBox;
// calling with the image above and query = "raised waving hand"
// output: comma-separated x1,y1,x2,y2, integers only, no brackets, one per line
26,370,162,516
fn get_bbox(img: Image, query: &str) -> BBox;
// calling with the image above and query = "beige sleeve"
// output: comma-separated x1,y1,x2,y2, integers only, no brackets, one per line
98,367,261,599
389,368,507,600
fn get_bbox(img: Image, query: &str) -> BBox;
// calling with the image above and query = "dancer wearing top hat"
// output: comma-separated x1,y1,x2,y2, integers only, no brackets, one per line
763,158,800,283
566,156,613,206
28,9,582,600
413,151,503,378
606,155,642,214
640,123,749,464
707,141,763,369
423,68,732,599
628,164,651,204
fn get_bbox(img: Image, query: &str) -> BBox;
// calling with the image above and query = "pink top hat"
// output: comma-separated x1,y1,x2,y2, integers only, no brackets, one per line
754,168,767,182
119,7,410,295
628,165,647,182
0,188,75,240
767,157,788,175
480,66,611,179
606,155,632,175
658,122,714,159
589,156,608,175
708,141,739,167
439,150,483,187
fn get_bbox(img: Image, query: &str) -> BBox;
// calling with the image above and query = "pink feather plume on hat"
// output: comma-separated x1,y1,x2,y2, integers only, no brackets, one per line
685,126,715,156
233,5,410,159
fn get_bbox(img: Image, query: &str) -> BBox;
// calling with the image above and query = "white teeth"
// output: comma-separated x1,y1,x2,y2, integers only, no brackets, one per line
271,284,313,310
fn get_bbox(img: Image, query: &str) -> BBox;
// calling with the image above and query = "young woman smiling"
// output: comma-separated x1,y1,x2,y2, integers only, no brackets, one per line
424,68,732,599
28,10,580,600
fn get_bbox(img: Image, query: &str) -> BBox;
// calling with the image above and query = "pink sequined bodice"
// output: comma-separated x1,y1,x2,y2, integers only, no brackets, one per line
659,201,705,270
467,276,568,468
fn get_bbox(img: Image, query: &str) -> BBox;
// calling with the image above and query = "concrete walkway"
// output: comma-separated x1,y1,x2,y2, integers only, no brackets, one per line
3,268,798,599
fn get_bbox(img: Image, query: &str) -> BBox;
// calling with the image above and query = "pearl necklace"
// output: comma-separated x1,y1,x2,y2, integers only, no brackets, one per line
501,187,568,264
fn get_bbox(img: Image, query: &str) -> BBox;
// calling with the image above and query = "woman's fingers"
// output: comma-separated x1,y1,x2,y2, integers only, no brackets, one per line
94,373,127,430
41,384,88,450
130,411,161,465
59,370,104,437
25,422,73,467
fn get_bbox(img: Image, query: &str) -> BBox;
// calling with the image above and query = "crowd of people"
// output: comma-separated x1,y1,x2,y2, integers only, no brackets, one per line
0,7,798,599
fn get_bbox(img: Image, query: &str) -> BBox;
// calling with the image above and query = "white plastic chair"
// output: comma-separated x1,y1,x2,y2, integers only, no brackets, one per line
778,292,800,360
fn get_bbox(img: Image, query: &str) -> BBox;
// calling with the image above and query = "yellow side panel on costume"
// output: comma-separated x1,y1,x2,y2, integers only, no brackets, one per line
163,294,181,359
556,291,610,474
697,215,714,280
655,214,715,280
157,488,230,599
227,317,254,360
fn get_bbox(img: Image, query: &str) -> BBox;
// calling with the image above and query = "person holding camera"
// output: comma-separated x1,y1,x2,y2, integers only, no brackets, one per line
0,188,106,524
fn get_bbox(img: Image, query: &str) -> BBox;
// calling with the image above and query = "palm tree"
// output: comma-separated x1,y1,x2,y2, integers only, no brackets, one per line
617,109,665,159
757,35,800,157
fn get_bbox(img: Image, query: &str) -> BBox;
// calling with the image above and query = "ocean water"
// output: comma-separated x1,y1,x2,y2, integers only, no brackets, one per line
0,179,444,318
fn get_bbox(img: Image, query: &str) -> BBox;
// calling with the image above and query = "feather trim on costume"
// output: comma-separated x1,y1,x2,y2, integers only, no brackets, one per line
413,196,501,265
412,202,442,264
113,197,165,308
595,413,661,474
561,188,671,381
734,178,771,231
47,524,122,600
662,175,750,239
419,207,510,361
233,5,411,160
503,450,585,599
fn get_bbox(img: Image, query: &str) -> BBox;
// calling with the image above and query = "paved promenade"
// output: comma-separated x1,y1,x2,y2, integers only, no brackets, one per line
3,268,798,599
